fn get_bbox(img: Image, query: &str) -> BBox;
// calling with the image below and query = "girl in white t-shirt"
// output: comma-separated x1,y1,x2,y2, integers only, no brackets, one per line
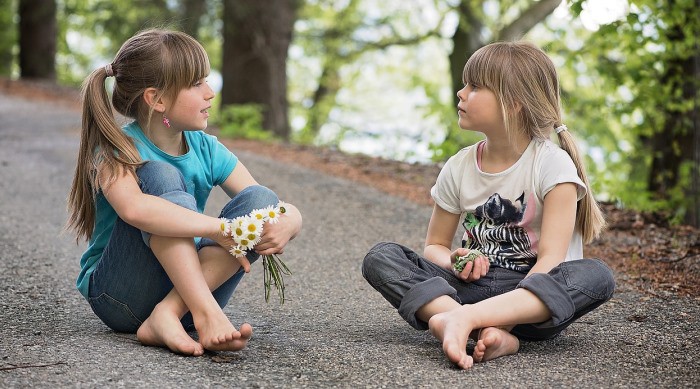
362,41,615,369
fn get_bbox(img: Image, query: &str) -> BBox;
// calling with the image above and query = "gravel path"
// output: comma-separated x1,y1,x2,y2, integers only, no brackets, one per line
1,92,698,388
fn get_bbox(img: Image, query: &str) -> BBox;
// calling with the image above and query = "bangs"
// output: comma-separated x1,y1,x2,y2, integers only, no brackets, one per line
462,43,509,91
161,32,210,94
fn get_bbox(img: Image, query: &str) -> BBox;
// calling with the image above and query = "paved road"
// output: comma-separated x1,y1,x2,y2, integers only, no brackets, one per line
1,91,698,388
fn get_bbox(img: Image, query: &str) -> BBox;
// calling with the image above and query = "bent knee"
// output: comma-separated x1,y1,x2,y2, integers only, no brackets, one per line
363,242,401,267
362,242,409,284
592,259,616,299
567,258,616,300
137,161,187,195
240,185,280,208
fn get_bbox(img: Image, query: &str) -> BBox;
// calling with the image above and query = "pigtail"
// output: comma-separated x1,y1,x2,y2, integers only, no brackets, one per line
556,127,606,243
65,66,141,242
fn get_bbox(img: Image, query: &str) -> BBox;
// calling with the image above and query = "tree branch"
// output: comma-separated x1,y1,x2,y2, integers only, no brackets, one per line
498,0,562,41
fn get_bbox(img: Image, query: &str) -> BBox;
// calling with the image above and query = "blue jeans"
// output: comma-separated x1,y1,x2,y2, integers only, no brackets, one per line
362,242,616,341
87,161,279,333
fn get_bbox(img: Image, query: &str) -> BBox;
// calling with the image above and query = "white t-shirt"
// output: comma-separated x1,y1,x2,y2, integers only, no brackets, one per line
431,139,586,273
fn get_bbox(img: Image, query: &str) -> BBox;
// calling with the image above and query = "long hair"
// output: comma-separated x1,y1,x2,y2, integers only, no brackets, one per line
462,41,606,242
66,29,210,242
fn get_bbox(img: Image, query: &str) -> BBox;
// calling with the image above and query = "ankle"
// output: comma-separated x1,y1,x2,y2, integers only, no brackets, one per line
152,300,188,319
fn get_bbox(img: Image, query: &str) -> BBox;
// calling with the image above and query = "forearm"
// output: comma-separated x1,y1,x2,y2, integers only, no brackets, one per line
528,183,577,277
424,204,461,270
424,244,453,269
121,193,221,240
526,255,563,277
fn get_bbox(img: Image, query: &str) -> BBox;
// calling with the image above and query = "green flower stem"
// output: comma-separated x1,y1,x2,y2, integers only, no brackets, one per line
263,254,292,304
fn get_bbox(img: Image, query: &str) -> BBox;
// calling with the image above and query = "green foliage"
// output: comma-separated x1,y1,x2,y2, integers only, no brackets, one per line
50,0,222,85
564,0,700,224
0,0,17,77
421,69,483,161
290,0,447,145
218,104,274,141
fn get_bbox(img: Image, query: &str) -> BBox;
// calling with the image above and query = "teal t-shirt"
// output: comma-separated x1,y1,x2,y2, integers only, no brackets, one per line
76,121,238,298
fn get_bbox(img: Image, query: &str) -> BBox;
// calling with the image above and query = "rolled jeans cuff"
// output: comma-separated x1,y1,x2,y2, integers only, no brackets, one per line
398,277,458,330
140,190,198,247
517,273,575,327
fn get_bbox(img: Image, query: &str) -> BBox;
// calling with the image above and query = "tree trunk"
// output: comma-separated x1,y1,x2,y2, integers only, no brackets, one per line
180,0,206,39
19,0,56,80
448,1,482,107
647,22,700,227
221,0,298,139
692,32,700,227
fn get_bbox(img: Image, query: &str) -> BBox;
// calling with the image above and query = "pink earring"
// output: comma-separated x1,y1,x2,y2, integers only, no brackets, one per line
162,114,171,128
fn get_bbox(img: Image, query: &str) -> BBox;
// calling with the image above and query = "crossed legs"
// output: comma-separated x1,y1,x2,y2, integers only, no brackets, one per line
136,238,252,355
420,291,548,369
362,242,615,370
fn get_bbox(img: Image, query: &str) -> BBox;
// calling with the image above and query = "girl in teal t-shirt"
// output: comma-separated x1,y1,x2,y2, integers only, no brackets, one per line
67,29,302,356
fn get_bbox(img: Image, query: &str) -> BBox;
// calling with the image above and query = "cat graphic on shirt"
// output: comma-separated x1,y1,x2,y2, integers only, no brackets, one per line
462,192,536,272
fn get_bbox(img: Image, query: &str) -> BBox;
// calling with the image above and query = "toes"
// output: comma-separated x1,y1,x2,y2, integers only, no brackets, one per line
239,323,253,339
457,355,474,369
473,340,486,362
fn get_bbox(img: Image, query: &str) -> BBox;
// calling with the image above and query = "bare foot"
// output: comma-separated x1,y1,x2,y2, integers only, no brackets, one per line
473,327,520,362
428,311,474,369
194,310,253,352
137,305,204,356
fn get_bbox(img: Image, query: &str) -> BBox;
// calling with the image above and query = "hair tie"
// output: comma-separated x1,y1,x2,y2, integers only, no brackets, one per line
104,63,114,77
555,124,568,134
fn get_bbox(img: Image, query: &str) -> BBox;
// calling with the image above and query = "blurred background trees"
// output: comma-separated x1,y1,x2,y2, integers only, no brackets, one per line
1,0,698,226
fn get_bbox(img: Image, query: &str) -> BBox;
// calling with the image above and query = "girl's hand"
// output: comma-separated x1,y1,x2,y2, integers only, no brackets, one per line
206,222,252,273
254,218,295,255
451,248,490,282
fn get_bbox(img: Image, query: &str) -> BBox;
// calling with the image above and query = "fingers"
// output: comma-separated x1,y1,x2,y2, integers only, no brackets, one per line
236,255,251,273
255,246,284,256
255,230,290,255
471,256,489,278
457,260,474,280
455,255,489,282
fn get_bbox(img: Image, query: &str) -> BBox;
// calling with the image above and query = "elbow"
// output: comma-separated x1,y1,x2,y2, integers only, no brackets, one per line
118,202,149,228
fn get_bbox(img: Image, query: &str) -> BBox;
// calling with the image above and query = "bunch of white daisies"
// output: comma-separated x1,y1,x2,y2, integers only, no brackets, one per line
221,202,291,303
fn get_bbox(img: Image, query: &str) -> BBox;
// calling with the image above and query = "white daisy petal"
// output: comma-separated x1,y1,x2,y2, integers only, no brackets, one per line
229,245,247,257
240,218,264,240
230,217,247,240
220,218,232,236
250,208,267,222
265,205,281,224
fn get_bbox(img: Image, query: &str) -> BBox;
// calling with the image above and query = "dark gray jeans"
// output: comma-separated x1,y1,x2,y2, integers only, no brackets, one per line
362,242,615,341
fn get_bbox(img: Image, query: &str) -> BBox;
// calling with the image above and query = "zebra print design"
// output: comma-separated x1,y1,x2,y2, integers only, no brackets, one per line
462,192,536,273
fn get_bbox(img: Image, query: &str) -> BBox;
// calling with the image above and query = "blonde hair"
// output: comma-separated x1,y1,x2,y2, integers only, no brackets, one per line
462,41,606,242
66,29,210,241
